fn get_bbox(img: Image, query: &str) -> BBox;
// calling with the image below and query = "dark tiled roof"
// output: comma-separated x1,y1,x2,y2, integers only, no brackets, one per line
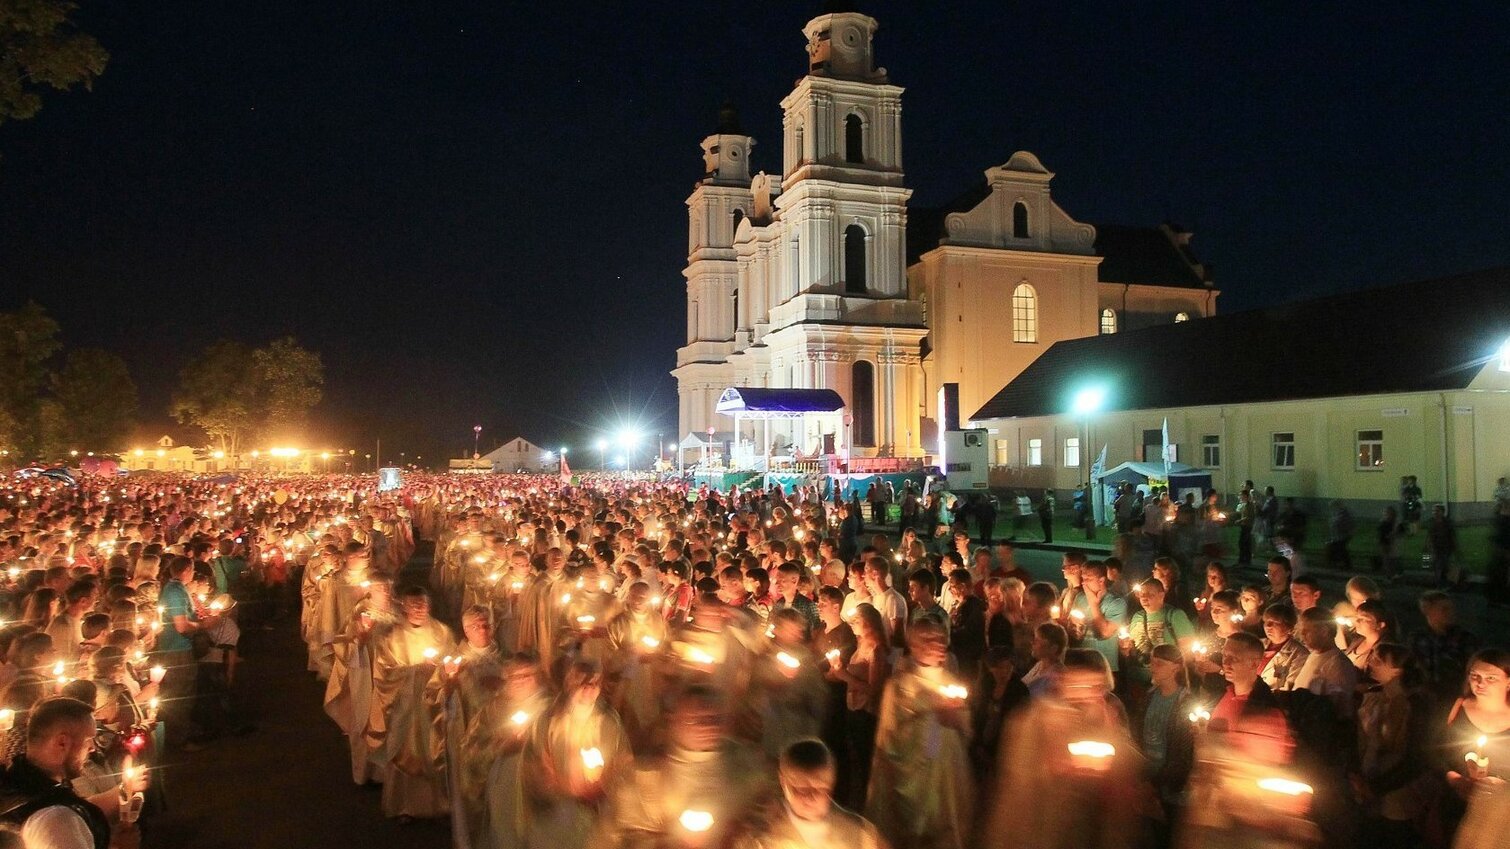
1093,223,1211,288
970,266,1510,421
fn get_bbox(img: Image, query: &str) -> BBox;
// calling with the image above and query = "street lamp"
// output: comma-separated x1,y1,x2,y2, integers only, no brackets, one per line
472,425,482,459
1070,386,1107,538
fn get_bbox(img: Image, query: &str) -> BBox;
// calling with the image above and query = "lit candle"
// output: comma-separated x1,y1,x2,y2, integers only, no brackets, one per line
1466,735,1490,778
775,651,800,670
1069,609,1086,623
422,647,439,663
1256,777,1314,796
0,709,14,732
147,697,160,721
1188,706,1211,732
640,635,661,650
686,647,716,666
509,710,531,727
580,747,605,781
1117,627,1131,641
938,683,970,701
576,614,597,630
824,649,841,664
679,809,714,833
148,665,166,685
1050,605,1062,619
560,593,572,605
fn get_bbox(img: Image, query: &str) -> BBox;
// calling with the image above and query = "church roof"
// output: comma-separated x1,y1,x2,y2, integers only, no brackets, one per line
970,266,1510,421
905,181,1211,290
1093,223,1211,289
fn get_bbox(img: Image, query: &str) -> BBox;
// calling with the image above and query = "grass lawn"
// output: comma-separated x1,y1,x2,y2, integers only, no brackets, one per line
959,512,1496,577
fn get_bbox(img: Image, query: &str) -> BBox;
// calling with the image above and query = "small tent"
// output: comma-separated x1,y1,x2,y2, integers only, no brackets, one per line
1095,461,1214,524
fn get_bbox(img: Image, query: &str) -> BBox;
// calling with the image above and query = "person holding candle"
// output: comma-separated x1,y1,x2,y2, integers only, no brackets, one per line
154,557,209,752
738,739,887,849
520,659,630,849
312,544,373,682
517,548,571,670
1259,603,1309,692
987,649,1146,849
429,604,504,840
756,608,826,762
595,685,772,848
825,603,888,810
864,615,974,849
1351,643,1433,849
367,585,456,823
604,582,669,750
464,653,550,849
324,576,397,782
0,696,147,849
1445,649,1510,794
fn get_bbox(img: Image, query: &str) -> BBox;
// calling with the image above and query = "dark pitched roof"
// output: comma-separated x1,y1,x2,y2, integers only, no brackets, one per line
1092,223,1211,288
970,266,1510,421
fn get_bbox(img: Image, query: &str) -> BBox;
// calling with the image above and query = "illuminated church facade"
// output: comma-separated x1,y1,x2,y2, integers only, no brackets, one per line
673,6,1217,466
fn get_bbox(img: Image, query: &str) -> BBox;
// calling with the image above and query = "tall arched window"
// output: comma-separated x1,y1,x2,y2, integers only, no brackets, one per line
1174,311,1190,323
851,360,875,448
845,114,864,164
731,208,745,238
1012,201,1030,238
1012,283,1038,343
1100,308,1117,335
844,224,867,293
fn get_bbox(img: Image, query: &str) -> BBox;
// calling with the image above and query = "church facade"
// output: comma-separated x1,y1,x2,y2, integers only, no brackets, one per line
673,6,1217,467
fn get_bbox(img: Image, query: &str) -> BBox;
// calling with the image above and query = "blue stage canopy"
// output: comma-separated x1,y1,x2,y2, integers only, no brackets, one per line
716,387,846,418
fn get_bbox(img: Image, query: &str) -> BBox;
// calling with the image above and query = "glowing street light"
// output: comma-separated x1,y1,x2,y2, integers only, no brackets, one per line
595,439,607,471
1070,384,1108,540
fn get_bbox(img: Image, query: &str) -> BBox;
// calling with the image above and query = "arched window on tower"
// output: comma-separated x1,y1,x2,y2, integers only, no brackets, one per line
844,224,867,294
1100,308,1117,335
851,360,875,448
845,114,864,164
1013,201,1030,239
731,208,745,239
1012,283,1038,343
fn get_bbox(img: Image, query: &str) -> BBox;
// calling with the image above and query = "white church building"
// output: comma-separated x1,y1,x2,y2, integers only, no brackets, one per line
673,5,1218,470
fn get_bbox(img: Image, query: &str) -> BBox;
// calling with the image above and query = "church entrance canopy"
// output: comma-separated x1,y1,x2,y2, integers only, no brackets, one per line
715,387,845,418
715,387,846,473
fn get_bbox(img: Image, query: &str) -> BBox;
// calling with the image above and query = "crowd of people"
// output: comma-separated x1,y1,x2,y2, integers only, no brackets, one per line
0,470,1504,848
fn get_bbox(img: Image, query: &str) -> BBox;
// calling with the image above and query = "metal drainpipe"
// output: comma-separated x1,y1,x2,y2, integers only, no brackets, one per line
1438,394,1451,513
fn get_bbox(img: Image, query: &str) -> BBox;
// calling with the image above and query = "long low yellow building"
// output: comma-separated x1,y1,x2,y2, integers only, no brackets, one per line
968,267,1510,520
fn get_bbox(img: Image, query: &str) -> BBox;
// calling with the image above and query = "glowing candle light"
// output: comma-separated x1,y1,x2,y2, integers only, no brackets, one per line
1256,777,1314,796
775,651,800,670
0,709,14,732
687,647,716,666
422,647,439,662
1067,740,1116,759
148,665,166,685
679,810,714,833
939,684,970,701
1050,605,1061,619
640,635,661,649
509,710,530,727
824,649,841,663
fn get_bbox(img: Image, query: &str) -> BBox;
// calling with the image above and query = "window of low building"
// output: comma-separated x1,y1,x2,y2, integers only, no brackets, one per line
1027,438,1043,466
1356,429,1384,469
1272,432,1296,470
1201,434,1221,468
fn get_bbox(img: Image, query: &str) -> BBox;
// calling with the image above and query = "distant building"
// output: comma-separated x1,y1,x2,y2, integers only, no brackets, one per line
969,267,1510,519
673,6,1214,464
119,435,208,473
477,437,552,473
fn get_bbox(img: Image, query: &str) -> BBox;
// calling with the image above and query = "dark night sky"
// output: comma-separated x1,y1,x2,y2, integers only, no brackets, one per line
2,1,1507,464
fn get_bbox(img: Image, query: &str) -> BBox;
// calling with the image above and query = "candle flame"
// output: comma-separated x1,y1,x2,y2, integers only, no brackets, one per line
679,809,714,833
580,747,605,770
775,651,800,669
1256,777,1314,796
640,635,661,649
1067,740,1116,758
509,710,530,726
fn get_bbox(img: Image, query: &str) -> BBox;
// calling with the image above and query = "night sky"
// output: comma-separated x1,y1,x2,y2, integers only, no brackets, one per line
2,1,1507,465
